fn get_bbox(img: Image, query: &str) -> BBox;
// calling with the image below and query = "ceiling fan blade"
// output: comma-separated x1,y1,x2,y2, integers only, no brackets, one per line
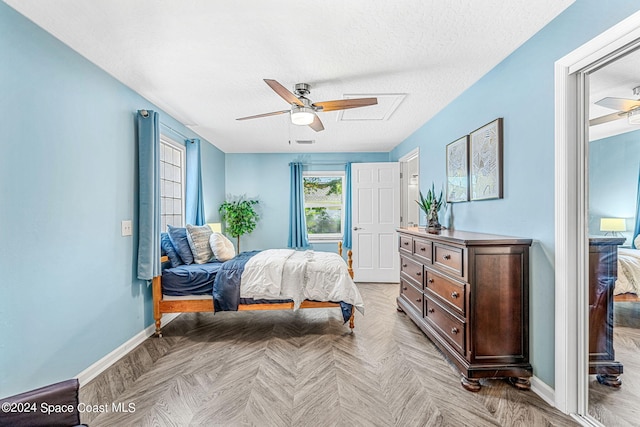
236,110,290,121
312,97,377,112
594,97,640,112
589,111,625,126
308,115,324,132
264,79,303,106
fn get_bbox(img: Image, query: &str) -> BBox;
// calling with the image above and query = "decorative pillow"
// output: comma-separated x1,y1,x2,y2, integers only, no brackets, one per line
167,225,194,265
634,234,640,249
186,224,214,264
161,232,183,268
209,232,236,261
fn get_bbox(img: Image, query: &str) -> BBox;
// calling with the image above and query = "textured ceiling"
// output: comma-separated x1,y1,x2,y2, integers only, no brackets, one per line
5,0,574,153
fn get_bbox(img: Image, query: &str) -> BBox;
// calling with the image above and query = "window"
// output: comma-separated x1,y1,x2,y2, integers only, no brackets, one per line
160,137,185,231
303,171,345,241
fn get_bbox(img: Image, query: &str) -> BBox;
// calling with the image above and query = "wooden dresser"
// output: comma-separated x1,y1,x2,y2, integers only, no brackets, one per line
397,227,532,391
588,237,625,387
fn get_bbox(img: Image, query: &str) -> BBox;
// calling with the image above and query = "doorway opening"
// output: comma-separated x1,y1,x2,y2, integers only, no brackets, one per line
555,9,640,424
400,148,420,228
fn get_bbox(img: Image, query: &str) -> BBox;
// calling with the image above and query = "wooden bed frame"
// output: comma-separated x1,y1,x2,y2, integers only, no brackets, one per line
152,242,355,337
614,293,640,302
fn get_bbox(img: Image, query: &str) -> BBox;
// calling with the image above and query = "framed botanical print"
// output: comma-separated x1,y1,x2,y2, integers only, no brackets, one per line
446,136,469,202
469,118,503,200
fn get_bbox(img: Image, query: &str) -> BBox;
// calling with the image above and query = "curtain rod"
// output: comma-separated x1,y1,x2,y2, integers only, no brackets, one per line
160,122,193,142
294,161,348,166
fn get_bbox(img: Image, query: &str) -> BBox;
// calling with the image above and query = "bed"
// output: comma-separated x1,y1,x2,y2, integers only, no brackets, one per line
615,246,640,301
152,242,363,337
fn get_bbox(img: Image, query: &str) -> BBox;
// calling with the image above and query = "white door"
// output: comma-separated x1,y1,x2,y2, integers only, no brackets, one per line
352,162,400,282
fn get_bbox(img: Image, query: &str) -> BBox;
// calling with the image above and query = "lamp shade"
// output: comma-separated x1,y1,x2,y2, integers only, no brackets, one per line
207,222,222,233
600,218,625,232
290,107,315,125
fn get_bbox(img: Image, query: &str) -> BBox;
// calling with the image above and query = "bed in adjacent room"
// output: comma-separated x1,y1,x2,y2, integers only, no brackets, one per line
615,244,640,301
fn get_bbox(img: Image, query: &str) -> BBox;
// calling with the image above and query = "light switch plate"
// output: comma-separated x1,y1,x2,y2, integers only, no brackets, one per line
121,220,132,236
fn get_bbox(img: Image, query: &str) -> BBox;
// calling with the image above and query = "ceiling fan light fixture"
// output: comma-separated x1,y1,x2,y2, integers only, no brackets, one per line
628,108,640,124
290,106,315,126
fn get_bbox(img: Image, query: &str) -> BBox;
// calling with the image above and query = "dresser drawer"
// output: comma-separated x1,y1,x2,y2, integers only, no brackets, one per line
400,279,423,315
399,235,412,254
400,256,424,287
413,237,432,263
425,270,465,314
425,298,465,354
434,243,463,276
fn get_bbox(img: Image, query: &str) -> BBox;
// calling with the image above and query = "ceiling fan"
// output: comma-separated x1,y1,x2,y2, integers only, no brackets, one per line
590,86,640,126
236,79,378,132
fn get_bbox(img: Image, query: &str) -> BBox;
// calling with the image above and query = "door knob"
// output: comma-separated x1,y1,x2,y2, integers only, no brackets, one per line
353,227,363,231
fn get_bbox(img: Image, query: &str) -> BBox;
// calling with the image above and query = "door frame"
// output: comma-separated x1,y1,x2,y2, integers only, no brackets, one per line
399,148,420,228
554,9,640,420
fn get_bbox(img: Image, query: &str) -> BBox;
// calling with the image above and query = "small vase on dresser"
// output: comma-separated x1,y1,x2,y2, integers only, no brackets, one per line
397,227,532,391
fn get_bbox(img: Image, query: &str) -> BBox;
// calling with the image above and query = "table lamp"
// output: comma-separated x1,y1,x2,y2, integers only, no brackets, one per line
207,222,222,233
600,218,625,237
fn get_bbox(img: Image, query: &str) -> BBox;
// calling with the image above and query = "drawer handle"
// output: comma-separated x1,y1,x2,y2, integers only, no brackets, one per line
427,278,434,283
428,308,434,313
451,291,459,299
416,272,421,276
402,287,408,291
416,298,422,303
443,254,451,260
451,327,459,335
420,247,426,251
403,242,409,246
402,264,407,267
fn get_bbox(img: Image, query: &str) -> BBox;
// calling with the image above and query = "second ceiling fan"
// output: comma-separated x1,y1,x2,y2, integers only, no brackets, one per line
590,86,640,126
236,79,378,132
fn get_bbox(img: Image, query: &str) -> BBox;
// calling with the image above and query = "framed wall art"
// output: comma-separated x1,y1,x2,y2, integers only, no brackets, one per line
445,135,469,202
470,118,503,201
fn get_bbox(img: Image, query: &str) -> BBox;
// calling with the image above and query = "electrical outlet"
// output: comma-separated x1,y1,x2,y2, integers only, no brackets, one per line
121,220,132,236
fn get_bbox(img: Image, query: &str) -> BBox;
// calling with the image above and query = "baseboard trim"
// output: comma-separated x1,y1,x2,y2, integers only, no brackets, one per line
531,375,556,408
76,313,180,387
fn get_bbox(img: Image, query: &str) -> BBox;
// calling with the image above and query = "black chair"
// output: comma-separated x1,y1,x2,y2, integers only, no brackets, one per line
0,379,86,427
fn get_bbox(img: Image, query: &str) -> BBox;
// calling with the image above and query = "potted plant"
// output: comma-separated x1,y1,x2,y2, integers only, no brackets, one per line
416,183,444,233
219,196,260,252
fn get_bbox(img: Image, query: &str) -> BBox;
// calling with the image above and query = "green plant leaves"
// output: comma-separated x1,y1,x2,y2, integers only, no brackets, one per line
415,182,444,215
219,197,260,239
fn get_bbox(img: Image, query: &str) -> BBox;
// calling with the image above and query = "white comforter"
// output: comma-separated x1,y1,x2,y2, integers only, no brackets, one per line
240,249,365,314
615,248,640,295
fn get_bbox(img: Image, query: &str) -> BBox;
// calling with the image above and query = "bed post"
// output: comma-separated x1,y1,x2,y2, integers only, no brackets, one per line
349,306,355,330
338,241,343,256
347,250,354,279
152,275,162,337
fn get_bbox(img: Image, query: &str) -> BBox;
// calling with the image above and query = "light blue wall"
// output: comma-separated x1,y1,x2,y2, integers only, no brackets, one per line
390,0,640,387
589,130,640,244
225,152,389,252
0,3,225,397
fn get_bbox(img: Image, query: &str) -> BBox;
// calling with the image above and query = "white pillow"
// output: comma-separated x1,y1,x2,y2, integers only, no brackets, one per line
209,232,236,261
634,234,640,249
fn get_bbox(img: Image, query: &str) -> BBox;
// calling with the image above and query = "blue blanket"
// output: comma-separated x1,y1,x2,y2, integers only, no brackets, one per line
212,250,353,323
162,261,223,296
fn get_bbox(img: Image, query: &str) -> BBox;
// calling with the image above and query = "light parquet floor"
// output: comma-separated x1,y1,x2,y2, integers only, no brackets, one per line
80,283,576,426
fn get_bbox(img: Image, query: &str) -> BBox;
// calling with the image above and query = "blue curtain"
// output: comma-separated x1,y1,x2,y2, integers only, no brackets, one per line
186,138,205,226
136,110,162,280
633,165,640,249
288,162,310,249
343,162,353,248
